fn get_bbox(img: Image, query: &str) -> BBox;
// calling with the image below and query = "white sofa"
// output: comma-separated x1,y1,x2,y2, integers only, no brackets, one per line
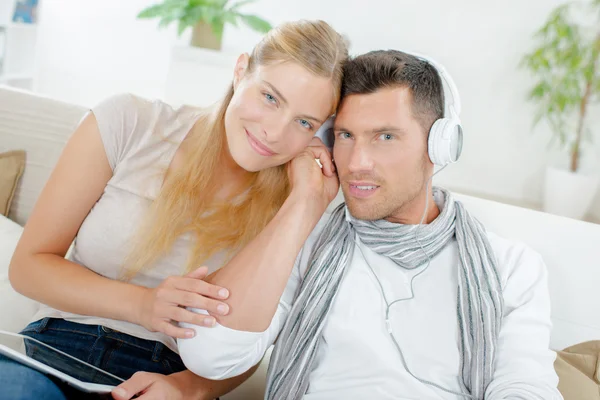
1,86,599,399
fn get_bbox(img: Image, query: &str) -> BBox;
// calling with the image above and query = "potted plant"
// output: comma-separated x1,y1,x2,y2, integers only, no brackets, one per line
521,0,600,219
137,0,272,50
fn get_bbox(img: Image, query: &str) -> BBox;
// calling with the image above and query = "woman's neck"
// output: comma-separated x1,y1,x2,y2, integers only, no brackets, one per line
215,143,254,200
175,116,253,201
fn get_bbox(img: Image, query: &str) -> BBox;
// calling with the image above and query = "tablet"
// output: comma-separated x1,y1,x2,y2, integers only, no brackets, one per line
0,330,123,394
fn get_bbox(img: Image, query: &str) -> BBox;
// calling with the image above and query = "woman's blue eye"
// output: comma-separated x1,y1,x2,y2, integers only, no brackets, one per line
298,119,313,130
380,133,393,140
264,93,277,104
339,132,352,139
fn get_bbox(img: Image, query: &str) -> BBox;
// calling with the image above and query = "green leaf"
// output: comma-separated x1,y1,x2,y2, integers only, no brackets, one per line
177,19,192,35
190,0,225,6
137,4,170,19
186,5,208,24
142,0,188,15
137,0,272,41
223,12,239,27
205,8,225,24
137,0,189,30
229,0,257,11
558,93,568,111
239,14,272,33
211,19,225,39
158,16,177,28
557,24,570,39
529,81,550,99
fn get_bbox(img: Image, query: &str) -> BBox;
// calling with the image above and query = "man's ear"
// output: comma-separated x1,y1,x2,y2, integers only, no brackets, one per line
233,53,250,90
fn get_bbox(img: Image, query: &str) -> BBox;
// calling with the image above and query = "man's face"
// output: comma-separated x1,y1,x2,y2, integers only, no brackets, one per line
333,86,433,222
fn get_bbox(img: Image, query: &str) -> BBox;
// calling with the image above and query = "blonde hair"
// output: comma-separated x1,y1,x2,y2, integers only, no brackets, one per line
123,20,348,279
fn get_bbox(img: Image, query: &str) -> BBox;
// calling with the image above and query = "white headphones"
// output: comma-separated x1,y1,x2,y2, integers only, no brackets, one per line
315,51,463,167
314,116,335,150
410,51,464,166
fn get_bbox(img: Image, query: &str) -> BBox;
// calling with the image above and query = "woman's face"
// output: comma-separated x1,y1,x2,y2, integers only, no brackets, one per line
224,54,335,172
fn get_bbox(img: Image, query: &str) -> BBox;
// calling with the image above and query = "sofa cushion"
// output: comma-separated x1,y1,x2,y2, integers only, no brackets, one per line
0,86,88,225
0,214,39,349
0,150,26,217
554,341,600,399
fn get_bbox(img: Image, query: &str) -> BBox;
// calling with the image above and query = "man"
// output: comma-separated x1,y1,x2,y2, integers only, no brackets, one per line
117,50,562,399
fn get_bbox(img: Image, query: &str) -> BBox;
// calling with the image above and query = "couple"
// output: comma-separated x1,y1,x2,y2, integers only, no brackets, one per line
1,19,561,399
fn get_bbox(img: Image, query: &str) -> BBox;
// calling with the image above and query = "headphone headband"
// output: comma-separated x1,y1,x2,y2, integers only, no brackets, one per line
315,49,464,166
404,50,463,166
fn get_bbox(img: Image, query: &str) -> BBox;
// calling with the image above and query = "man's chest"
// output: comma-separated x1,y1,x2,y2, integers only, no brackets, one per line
318,243,463,381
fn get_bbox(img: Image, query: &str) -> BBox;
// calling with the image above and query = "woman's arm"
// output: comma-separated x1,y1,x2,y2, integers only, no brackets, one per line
9,113,225,335
176,139,337,380
9,113,145,322
205,139,338,332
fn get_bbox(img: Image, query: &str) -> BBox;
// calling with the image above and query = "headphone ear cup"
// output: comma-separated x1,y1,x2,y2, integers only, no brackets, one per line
428,118,446,166
428,118,462,166
315,116,335,150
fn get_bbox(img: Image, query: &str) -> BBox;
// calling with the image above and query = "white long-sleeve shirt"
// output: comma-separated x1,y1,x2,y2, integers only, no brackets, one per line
178,216,562,399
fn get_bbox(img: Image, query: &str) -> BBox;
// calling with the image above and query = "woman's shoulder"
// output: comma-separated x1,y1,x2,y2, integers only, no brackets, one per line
91,93,200,170
92,93,191,122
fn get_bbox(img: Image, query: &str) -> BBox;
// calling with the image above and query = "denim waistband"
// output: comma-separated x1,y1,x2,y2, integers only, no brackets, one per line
21,317,179,363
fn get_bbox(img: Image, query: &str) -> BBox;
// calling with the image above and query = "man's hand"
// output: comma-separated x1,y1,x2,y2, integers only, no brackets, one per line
111,371,205,400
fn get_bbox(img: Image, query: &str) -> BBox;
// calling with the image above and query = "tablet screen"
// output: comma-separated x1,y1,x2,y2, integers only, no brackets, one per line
0,330,124,387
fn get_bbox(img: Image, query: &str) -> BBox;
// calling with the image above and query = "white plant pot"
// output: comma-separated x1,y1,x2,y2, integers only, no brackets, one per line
543,166,599,220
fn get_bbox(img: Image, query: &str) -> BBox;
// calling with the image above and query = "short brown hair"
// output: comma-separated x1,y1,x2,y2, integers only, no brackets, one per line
340,50,445,134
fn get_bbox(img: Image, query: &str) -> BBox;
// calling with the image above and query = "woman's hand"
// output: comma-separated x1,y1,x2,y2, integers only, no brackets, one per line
137,267,230,338
287,137,339,212
112,371,206,400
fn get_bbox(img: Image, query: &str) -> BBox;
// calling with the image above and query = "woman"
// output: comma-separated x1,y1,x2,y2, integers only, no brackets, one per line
1,19,347,399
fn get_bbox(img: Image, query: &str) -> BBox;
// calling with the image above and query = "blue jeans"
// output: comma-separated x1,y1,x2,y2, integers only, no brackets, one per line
0,318,186,399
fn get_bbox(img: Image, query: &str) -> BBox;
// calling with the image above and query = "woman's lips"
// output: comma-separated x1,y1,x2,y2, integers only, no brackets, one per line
245,129,276,156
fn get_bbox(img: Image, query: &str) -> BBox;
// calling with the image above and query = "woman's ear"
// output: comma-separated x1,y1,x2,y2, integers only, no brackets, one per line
233,53,250,90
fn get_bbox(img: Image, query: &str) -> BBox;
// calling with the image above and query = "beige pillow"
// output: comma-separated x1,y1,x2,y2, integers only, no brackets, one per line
0,150,26,217
555,341,600,400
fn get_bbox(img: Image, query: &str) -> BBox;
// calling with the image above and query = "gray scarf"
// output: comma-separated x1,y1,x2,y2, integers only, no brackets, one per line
265,187,503,400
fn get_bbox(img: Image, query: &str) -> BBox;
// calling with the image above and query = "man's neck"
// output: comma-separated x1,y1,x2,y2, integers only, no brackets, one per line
384,190,440,225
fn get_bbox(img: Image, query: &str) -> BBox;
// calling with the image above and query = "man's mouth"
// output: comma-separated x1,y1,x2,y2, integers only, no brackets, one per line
347,181,380,198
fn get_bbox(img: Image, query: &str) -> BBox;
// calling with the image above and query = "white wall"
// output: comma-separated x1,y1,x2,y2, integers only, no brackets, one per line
32,0,179,105
32,0,600,221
